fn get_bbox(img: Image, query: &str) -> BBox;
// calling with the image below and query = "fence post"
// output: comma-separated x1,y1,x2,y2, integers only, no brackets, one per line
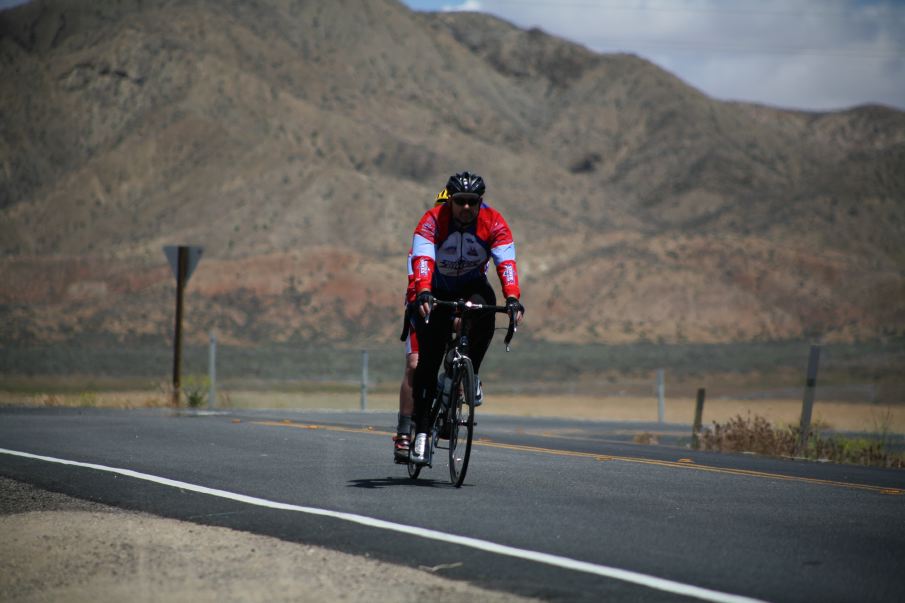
360,349,368,411
657,369,665,424
208,331,217,409
692,388,706,450
798,344,821,455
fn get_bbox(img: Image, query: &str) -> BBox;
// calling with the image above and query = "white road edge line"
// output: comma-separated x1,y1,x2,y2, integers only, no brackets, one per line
1,447,768,603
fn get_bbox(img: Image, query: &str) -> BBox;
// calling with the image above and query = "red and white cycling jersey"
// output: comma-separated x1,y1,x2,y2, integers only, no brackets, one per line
411,202,520,299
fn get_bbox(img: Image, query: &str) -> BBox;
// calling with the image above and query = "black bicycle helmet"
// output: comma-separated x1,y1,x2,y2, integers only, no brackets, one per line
445,171,486,197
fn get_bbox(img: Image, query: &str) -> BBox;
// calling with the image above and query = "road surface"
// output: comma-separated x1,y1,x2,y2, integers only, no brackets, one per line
2,406,903,602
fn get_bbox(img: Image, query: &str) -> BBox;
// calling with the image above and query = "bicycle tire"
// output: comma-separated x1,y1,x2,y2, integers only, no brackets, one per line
407,422,422,479
448,357,475,487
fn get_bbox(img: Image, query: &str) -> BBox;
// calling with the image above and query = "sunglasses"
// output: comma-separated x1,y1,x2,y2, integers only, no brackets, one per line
451,194,481,207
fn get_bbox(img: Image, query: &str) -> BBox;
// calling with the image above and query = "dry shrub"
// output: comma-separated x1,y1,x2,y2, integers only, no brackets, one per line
36,393,63,406
633,432,659,445
182,374,210,408
702,413,798,456
700,413,905,469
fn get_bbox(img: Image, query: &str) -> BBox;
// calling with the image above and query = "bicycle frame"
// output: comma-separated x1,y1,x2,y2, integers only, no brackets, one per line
408,332,469,471
407,298,517,485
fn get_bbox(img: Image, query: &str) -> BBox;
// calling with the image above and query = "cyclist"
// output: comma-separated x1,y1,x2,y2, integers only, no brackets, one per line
409,171,524,463
394,189,450,462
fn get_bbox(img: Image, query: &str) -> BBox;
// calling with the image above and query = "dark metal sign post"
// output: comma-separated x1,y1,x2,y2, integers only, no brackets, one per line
164,245,203,407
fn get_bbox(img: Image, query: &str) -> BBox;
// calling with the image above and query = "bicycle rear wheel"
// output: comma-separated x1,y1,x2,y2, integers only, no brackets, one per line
448,358,475,487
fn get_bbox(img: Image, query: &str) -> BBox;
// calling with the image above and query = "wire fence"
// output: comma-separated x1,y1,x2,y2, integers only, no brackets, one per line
2,337,903,401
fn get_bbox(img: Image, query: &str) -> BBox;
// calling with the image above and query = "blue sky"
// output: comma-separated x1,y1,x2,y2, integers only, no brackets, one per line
402,0,905,112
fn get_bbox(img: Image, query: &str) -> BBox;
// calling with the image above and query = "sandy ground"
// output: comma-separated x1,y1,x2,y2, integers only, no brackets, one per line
0,476,539,603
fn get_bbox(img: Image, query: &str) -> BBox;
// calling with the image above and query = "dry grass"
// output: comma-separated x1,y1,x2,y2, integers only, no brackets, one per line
484,394,905,434
699,413,905,468
2,389,902,435
0,390,171,409
4,386,903,467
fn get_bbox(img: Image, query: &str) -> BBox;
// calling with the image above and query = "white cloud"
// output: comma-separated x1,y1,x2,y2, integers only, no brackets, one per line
442,0,484,10
424,0,905,111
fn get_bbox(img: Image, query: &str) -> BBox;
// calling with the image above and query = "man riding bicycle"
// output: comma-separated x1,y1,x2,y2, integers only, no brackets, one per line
409,171,524,464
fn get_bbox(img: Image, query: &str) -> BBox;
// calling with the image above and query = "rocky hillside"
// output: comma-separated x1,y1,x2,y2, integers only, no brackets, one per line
1,0,903,347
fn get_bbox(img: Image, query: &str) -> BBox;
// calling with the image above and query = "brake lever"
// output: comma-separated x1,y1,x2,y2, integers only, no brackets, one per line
504,308,516,352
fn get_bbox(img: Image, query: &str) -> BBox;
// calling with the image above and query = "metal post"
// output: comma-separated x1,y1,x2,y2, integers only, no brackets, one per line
360,349,368,411
657,369,665,424
692,388,706,450
208,331,217,409
798,344,821,455
171,246,187,407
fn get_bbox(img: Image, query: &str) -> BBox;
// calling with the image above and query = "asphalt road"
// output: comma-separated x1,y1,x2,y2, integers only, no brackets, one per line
2,406,904,602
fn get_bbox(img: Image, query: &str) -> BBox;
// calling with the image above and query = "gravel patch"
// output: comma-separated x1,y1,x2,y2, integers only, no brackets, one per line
0,477,539,602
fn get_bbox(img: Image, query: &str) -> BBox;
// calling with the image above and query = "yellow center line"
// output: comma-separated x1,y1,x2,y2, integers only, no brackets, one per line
477,440,904,494
256,420,386,435
252,421,904,496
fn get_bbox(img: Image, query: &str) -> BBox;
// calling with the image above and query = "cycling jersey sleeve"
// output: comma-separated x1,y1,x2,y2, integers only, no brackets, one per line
489,213,520,299
411,211,437,294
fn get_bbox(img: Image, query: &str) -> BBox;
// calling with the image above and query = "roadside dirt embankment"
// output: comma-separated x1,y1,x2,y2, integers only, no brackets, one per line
0,477,538,603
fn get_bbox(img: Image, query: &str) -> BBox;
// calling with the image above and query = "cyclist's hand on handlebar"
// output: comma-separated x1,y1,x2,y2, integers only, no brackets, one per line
506,297,524,326
417,291,434,319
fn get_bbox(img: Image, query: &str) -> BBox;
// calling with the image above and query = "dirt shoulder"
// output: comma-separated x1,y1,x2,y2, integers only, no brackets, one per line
0,476,538,603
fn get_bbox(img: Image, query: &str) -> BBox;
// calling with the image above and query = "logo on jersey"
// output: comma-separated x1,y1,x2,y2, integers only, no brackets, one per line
436,232,488,277
502,264,516,284
418,217,437,238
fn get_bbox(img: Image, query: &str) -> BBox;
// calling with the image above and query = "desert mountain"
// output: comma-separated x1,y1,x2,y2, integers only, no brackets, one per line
1,0,903,348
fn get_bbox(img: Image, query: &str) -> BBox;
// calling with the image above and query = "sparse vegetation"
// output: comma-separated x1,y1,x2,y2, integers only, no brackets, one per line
700,412,905,468
633,432,659,445
77,391,98,407
181,374,210,408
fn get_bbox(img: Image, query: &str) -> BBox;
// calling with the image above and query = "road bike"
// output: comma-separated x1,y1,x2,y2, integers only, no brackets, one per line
406,299,517,487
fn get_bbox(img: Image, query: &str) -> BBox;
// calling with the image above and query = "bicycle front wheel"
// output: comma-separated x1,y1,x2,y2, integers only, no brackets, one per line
448,358,475,487
407,422,422,479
